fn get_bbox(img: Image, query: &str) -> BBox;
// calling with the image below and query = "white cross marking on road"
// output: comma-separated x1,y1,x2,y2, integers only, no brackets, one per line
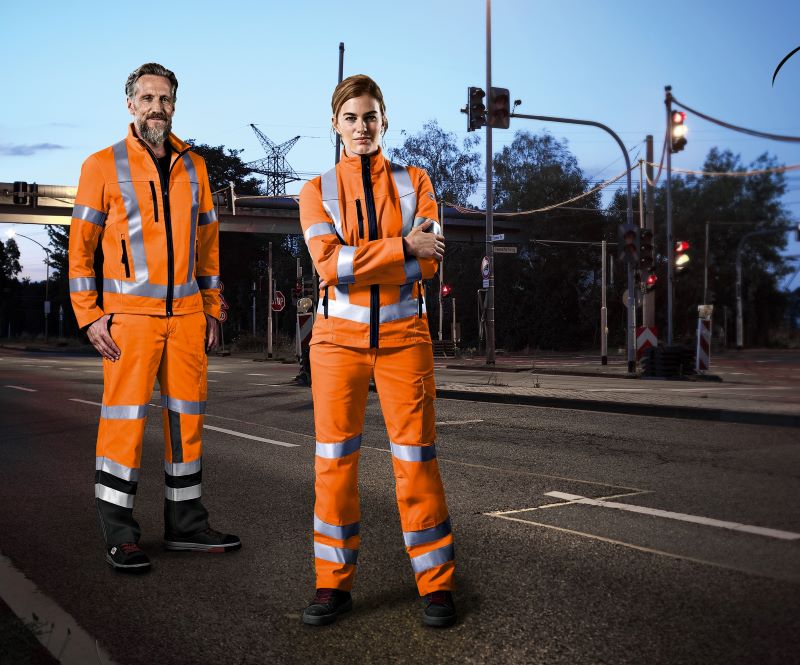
203,424,299,448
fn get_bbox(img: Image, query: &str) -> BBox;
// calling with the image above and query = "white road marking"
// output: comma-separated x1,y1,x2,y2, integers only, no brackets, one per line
69,398,102,407
490,490,651,515
202,412,314,439
437,419,484,425
486,514,799,583
5,385,37,392
545,491,800,541
250,383,292,387
208,370,230,374
83,370,102,373
208,379,218,382
0,552,119,665
203,424,299,447
248,373,268,376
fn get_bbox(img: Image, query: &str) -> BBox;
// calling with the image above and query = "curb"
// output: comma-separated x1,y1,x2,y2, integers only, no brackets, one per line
436,388,800,428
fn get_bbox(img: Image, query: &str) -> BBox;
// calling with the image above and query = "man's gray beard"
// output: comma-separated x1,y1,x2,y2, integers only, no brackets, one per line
136,116,171,146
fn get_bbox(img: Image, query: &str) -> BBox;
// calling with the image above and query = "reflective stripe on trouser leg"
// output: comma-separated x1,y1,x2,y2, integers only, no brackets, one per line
159,312,209,537
310,342,372,591
95,314,166,545
374,344,455,594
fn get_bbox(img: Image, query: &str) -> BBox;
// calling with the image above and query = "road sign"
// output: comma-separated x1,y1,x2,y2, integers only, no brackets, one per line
494,246,517,254
272,290,286,312
481,256,490,278
490,233,505,242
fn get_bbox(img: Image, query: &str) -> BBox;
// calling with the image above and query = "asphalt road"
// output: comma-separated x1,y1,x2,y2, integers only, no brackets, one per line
1,350,799,664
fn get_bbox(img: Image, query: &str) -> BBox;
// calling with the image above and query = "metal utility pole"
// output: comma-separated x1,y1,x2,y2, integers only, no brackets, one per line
439,202,444,342
267,242,273,358
704,221,710,304
644,135,655,328
601,240,608,365
335,42,345,163
484,0,496,365
665,86,675,345
638,159,645,326
246,125,301,196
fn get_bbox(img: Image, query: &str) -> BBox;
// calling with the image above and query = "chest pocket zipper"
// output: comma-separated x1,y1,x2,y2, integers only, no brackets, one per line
120,236,131,278
355,199,364,239
149,181,159,223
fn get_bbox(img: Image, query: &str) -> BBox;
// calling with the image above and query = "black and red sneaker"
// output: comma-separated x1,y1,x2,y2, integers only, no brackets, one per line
164,527,241,553
106,542,151,573
302,588,353,626
422,590,457,627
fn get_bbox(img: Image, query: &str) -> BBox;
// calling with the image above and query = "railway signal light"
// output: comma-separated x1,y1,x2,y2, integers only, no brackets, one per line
465,87,486,132
488,87,511,129
645,271,658,292
618,223,640,264
675,240,690,272
670,111,687,153
441,284,453,298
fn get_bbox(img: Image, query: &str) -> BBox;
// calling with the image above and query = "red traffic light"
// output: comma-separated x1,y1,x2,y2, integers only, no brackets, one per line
440,284,452,298
675,240,690,252
646,273,658,286
671,111,686,125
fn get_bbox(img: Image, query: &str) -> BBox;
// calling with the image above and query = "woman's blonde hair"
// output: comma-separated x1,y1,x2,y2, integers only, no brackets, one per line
331,74,388,133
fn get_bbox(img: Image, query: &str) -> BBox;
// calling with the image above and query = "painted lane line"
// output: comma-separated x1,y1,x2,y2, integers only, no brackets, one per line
208,370,231,374
69,398,102,407
485,514,800,584
0,553,119,665
207,379,219,382
5,385,37,392
545,491,800,541
250,382,294,387
203,424,299,448
436,419,484,425
248,373,269,376
489,490,652,516
203,412,314,439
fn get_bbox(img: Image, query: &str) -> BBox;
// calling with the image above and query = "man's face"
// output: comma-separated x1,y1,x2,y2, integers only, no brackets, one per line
127,74,175,146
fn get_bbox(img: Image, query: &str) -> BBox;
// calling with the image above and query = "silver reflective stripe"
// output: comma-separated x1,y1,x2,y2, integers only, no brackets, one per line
69,277,96,292
314,542,358,565
161,395,206,415
337,245,356,285
320,166,343,238
314,515,360,540
95,457,140,482
390,441,437,462
101,404,148,420
403,518,451,547
182,154,200,283
103,279,199,299
304,222,336,242
334,284,350,304
315,434,362,459
197,275,220,290
95,483,135,508
164,459,202,476
165,485,202,502
403,257,422,283
318,295,424,324
410,543,454,574
413,216,442,236
113,141,148,286
390,163,417,237
198,209,218,226
72,204,106,227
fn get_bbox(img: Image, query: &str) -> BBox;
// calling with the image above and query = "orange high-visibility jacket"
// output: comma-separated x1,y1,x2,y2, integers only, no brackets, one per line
69,124,220,329
299,149,441,348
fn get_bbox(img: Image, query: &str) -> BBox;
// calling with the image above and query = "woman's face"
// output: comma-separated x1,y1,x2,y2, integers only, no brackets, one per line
333,94,385,156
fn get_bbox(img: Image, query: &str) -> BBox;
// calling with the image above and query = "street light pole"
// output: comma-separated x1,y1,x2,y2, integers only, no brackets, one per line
7,230,51,341
485,0,496,365
665,86,675,346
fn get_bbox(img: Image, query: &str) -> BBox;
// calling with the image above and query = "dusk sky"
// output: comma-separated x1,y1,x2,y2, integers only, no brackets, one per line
2,0,799,282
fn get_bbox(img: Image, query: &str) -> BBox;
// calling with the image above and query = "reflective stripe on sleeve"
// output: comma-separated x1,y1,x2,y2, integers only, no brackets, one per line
390,163,417,237
337,245,356,285
403,518,451,547
315,434,362,459
314,542,358,565
303,222,337,242
165,485,202,502
403,257,422,283
161,396,206,415
69,277,96,292
198,208,218,226
101,404,148,420
314,515,360,540
197,275,220,290
410,543,454,573
72,204,107,227
413,216,442,236
164,459,202,477
320,166,343,239
390,442,437,462
95,483,135,508
95,457,140,482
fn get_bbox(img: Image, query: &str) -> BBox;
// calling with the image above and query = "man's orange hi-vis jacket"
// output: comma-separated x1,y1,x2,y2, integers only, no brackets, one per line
299,148,441,348
68,124,220,329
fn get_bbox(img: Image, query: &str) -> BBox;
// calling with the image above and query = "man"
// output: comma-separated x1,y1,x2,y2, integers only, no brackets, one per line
69,63,240,573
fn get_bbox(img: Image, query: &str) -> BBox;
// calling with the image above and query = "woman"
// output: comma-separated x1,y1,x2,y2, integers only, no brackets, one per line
298,74,456,628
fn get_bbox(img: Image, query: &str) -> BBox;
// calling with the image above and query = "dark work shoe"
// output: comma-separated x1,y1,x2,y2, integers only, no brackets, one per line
422,591,457,627
164,527,241,553
302,588,353,626
106,543,151,573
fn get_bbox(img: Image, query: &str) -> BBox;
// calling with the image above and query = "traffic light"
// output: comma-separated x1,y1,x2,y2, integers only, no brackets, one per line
670,111,687,153
618,223,640,264
639,229,654,272
466,87,486,132
12,181,30,206
488,87,511,129
440,284,453,298
674,240,690,272
644,271,658,292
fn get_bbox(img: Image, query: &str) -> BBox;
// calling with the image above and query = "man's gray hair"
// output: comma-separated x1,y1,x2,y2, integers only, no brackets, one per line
125,63,178,101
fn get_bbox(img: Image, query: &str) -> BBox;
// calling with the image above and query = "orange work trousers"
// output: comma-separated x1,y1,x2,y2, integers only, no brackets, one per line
94,312,209,545
310,341,455,596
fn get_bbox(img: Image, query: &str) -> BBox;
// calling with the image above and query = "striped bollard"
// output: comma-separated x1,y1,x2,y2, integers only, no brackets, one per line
696,305,714,372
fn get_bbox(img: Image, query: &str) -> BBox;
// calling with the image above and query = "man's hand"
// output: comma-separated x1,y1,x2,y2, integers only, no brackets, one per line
87,315,120,361
205,313,219,351
403,220,445,262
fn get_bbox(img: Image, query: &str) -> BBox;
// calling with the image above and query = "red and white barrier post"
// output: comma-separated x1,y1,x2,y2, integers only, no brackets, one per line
696,305,713,372
636,326,658,362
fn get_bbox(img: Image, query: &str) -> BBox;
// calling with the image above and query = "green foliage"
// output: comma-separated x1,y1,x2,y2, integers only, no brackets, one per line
186,141,265,196
0,238,22,283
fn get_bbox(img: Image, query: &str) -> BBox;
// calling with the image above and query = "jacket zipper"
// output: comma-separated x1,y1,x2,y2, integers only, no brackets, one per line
120,237,131,278
149,181,159,223
361,156,380,348
355,199,364,239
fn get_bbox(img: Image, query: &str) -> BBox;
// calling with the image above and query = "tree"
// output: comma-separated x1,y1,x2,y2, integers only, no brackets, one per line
186,142,265,196
389,119,482,206
0,238,22,283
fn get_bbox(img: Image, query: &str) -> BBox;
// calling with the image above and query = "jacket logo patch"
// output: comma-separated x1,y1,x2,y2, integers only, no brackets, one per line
428,192,435,201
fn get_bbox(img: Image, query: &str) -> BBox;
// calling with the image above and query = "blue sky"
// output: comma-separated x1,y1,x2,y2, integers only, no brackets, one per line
2,0,799,283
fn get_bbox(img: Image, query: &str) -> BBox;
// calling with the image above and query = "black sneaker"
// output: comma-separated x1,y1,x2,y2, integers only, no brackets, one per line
106,542,151,573
302,588,353,626
422,590,457,627
164,527,241,552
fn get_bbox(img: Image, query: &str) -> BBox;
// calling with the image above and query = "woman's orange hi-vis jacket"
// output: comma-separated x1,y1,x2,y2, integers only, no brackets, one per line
299,148,441,348
68,124,220,329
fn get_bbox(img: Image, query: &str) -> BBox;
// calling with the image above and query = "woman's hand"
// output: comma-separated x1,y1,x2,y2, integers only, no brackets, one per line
403,220,445,262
